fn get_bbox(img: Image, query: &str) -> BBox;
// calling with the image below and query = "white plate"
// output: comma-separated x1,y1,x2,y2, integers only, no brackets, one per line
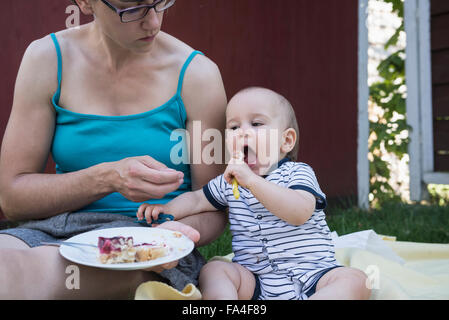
59,227,194,271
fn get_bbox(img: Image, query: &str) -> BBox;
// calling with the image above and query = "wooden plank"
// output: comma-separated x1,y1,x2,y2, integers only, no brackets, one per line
433,84,449,117
432,50,449,85
165,0,359,198
431,0,449,15
0,0,360,202
435,154,449,172
405,0,424,201
419,0,435,178
431,13,449,50
358,0,370,209
433,119,449,150
423,172,449,184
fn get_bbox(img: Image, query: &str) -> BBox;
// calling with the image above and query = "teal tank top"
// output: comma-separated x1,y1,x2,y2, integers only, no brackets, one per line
50,33,203,217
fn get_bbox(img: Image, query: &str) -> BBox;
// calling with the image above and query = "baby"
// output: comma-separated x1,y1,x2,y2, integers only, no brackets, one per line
138,87,370,300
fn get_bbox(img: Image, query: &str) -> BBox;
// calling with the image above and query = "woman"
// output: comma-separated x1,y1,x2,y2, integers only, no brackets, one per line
0,0,227,299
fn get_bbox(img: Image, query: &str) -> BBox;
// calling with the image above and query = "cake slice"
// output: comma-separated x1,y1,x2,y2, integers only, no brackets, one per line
97,236,169,264
135,242,169,262
98,236,137,264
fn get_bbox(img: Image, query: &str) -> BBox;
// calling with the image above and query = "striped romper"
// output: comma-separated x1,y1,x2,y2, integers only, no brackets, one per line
203,158,339,300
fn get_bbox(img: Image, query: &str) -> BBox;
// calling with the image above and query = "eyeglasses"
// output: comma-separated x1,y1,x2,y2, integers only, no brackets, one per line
101,0,176,23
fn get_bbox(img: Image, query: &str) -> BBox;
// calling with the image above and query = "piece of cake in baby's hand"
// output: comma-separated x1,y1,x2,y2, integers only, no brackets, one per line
97,236,168,264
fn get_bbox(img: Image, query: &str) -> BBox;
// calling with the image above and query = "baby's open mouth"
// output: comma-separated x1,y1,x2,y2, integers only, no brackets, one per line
243,145,257,166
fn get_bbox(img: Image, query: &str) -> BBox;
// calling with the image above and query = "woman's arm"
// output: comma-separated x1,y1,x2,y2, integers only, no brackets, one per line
0,37,102,221
0,37,183,221
176,53,228,247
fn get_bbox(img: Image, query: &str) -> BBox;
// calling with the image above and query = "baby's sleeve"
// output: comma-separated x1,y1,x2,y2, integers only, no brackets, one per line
286,163,327,211
202,174,229,211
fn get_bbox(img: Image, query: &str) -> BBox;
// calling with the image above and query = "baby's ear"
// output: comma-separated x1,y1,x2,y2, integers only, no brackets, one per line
281,128,297,154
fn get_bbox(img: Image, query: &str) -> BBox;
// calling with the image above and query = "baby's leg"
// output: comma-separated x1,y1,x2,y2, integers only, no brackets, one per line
199,260,256,300
308,267,371,300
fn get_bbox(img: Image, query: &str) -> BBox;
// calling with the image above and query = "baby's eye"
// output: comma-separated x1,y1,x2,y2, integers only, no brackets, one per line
252,122,264,127
229,126,239,131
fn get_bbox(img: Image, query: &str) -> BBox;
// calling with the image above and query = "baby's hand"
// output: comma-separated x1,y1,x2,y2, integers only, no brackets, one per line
137,203,166,225
224,161,257,190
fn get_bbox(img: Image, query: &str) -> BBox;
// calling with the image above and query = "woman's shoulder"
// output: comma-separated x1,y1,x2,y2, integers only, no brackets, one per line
17,33,63,96
25,26,85,64
16,26,90,101
23,34,58,64
159,32,221,81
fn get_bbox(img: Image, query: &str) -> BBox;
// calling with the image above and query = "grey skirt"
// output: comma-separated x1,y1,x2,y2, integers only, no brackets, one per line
0,211,206,290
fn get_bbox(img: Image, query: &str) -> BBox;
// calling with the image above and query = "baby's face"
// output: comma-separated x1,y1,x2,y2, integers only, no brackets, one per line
226,91,287,175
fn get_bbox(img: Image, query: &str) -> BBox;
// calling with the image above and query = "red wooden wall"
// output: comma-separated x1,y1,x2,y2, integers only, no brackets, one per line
164,0,359,202
431,0,449,172
0,0,359,220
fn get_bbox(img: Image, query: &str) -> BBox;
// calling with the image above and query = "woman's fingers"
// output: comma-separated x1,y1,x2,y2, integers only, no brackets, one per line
137,155,168,171
140,167,184,186
141,179,184,200
135,156,184,185
145,260,179,273
157,221,200,244
161,260,179,270
123,176,183,202
143,222,198,273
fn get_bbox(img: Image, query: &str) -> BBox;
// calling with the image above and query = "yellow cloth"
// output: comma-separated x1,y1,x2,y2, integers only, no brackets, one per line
134,232,449,300
339,240,449,300
135,281,202,300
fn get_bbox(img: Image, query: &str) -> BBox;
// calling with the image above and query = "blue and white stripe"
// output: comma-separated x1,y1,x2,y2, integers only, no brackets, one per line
203,160,338,300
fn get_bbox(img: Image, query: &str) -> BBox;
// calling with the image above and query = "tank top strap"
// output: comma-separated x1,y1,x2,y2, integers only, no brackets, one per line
50,33,63,103
176,50,204,95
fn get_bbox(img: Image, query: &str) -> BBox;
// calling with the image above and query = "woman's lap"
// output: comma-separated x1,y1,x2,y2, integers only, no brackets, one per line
0,211,206,290
0,234,31,249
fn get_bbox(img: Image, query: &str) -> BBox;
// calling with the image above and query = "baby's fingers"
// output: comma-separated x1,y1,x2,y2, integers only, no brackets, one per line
144,206,156,224
151,206,163,222
136,204,148,220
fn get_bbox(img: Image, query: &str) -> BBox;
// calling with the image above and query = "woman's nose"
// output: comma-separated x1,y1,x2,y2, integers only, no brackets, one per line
141,8,161,30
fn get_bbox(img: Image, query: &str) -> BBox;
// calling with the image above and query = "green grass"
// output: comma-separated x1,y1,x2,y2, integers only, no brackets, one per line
326,202,449,243
198,202,449,261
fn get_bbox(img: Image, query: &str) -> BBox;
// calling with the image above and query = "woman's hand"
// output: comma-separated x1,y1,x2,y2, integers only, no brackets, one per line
144,220,201,273
110,156,184,202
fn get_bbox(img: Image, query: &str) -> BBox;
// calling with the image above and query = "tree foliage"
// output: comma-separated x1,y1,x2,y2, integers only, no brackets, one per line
368,0,408,207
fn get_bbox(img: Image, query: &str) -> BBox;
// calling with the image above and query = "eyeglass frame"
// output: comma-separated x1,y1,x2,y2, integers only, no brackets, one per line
100,0,176,23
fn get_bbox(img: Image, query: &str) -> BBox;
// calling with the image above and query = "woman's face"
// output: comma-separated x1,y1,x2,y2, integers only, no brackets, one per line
91,0,165,52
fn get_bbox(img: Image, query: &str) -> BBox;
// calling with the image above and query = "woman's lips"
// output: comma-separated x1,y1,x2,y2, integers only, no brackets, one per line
139,35,155,42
